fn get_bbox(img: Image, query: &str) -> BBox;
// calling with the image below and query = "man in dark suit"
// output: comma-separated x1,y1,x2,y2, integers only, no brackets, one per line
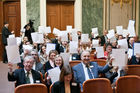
1,22,14,63
100,30,108,46
72,50,112,90
8,56,42,87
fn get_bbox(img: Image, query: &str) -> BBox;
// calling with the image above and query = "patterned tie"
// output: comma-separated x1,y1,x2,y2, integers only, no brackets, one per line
87,66,93,79
26,71,30,84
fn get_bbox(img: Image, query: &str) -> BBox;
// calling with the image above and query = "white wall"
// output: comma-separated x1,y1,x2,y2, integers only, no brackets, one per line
20,0,27,28
74,0,82,31
40,0,46,26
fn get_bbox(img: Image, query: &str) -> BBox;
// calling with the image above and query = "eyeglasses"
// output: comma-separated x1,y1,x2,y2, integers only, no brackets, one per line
31,54,37,56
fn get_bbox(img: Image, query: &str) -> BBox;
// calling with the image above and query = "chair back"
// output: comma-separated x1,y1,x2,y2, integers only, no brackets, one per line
69,60,81,67
83,78,113,93
15,84,47,93
116,75,140,93
90,59,107,66
127,65,140,76
39,72,45,84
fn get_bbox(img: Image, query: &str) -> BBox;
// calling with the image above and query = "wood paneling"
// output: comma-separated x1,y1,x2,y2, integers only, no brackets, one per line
60,2,74,30
47,1,74,37
4,1,21,37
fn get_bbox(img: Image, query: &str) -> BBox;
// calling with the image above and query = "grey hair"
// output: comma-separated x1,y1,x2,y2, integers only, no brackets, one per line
24,56,35,62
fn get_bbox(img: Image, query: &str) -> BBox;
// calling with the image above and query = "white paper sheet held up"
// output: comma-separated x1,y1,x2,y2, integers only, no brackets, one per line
44,26,51,33
127,49,133,58
66,25,72,32
7,38,17,46
53,28,60,35
61,33,68,42
9,34,15,38
112,49,127,66
72,34,78,41
46,43,56,55
127,20,136,37
123,29,129,37
95,47,104,58
16,37,22,46
92,28,98,38
6,45,21,64
92,39,99,48
81,34,89,43
69,41,78,53
48,67,61,83
117,39,128,50
134,43,140,55
23,45,33,51
116,26,123,35
107,29,115,39
31,33,44,43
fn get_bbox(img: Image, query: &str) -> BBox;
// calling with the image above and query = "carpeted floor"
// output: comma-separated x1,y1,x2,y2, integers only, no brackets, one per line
0,62,16,93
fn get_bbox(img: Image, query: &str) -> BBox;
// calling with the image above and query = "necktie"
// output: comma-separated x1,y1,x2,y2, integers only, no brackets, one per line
87,67,93,79
26,71,30,84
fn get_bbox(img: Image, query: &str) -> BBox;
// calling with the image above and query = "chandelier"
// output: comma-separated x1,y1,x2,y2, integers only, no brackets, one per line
112,0,132,8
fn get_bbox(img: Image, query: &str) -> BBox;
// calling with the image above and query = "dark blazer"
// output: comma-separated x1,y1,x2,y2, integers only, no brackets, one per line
128,55,140,65
8,68,41,87
45,61,56,72
2,26,12,46
51,81,80,93
72,62,111,89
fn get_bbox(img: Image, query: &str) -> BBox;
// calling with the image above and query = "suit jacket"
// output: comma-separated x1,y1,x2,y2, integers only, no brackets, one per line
8,68,41,87
72,62,111,89
45,61,56,72
51,81,80,93
2,26,12,46
35,62,45,74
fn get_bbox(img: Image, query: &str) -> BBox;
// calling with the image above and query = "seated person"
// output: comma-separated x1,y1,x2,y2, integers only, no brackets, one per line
128,53,140,65
54,55,64,70
72,50,113,90
51,65,80,93
105,66,128,87
8,56,42,87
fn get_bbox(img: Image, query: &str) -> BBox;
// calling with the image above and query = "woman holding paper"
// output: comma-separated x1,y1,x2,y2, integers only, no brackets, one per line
51,65,80,93
54,55,64,69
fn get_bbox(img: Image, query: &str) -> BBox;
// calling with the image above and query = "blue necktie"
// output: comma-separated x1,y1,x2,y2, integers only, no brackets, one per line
87,67,93,79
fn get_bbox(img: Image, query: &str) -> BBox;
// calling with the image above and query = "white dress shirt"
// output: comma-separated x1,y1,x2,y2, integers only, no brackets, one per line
82,62,90,80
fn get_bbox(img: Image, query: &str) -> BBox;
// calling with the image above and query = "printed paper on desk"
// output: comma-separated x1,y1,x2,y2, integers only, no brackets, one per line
72,34,78,41
6,45,21,64
44,26,51,33
46,43,56,55
92,28,98,38
118,39,128,50
123,29,129,37
107,29,115,39
92,39,99,48
60,53,70,66
112,49,127,66
116,26,123,35
9,34,15,38
7,38,17,46
128,20,136,37
69,41,78,53
96,46,104,58
81,34,89,43
53,28,60,35
48,67,61,83
134,43,140,55
23,45,33,51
